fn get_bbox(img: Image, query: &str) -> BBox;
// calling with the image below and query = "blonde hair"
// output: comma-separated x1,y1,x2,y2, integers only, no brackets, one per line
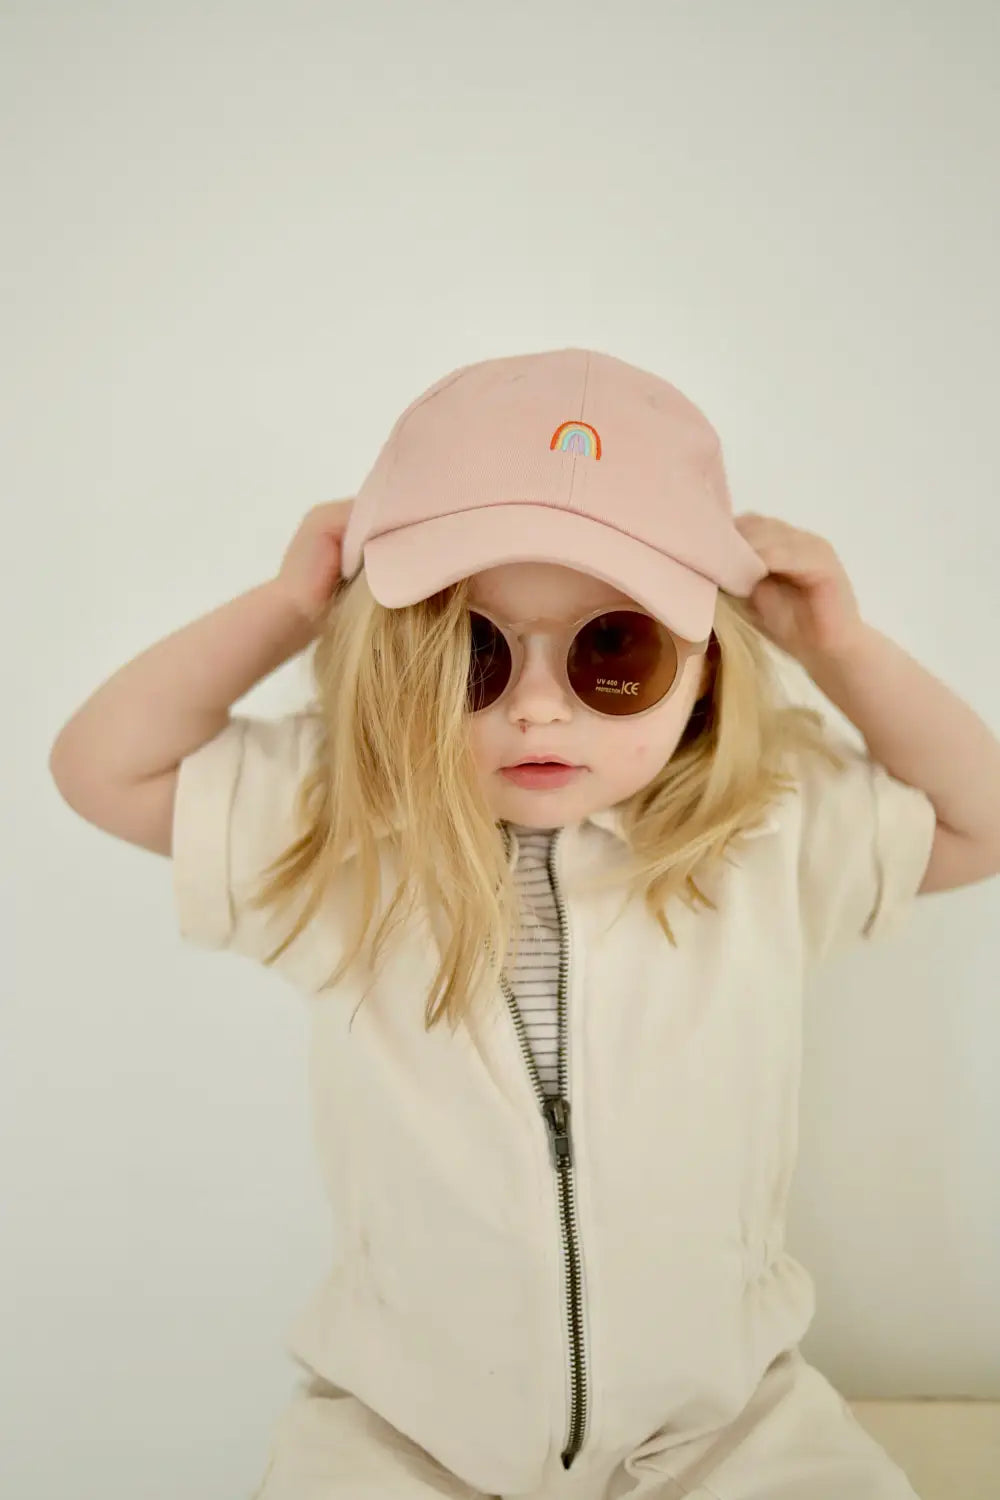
248,569,846,1031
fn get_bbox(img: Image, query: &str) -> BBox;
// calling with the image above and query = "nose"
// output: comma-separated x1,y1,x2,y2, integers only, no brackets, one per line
504,637,573,725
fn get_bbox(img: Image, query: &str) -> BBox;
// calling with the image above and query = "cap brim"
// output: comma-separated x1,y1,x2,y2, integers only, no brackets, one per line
357,504,764,642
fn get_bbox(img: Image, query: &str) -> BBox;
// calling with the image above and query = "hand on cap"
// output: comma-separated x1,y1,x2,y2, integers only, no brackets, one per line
733,513,866,663
275,498,355,630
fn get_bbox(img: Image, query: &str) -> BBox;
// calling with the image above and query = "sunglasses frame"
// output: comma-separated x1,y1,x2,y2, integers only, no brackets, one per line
466,603,713,721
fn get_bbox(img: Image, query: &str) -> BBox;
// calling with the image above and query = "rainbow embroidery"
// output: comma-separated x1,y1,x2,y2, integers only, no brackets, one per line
549,420,602,459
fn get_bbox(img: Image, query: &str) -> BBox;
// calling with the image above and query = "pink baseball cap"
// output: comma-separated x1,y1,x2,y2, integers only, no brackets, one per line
340,347,767,642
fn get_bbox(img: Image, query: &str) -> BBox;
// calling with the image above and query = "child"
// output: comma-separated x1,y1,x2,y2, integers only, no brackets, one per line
50,349,1000,1500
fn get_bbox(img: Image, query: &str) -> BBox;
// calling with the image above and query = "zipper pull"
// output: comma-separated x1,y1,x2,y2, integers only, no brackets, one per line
542,1096,573,1169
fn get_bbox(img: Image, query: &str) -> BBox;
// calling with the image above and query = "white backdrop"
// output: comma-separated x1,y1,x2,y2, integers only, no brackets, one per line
5,3,999,1497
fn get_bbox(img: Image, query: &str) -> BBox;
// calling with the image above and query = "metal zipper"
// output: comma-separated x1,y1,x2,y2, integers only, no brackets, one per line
497,824,589,1470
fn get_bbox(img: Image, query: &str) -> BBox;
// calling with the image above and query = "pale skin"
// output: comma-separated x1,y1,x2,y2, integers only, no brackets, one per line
465,561,712,830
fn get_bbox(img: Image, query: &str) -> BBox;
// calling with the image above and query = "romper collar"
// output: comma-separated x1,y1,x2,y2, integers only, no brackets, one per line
502,801,781,858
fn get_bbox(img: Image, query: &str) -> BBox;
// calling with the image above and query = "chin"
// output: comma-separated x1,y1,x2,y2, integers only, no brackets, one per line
494,785,589,821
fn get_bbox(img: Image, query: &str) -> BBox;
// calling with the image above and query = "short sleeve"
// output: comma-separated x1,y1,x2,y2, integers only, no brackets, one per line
795,734,938,965
171,711,322,960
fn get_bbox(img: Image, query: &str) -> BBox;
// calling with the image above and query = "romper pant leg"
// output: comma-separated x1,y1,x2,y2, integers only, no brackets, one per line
615,1348,924,1500
250,1373,490,1500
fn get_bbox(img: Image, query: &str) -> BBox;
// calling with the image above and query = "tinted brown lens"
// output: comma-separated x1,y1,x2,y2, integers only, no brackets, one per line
467,612,511,711
567,610,677,715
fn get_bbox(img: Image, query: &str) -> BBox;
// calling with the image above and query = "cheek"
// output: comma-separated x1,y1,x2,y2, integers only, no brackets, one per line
620,701,693,766
608,727,658,767
466,715,497,771
466,720,486,761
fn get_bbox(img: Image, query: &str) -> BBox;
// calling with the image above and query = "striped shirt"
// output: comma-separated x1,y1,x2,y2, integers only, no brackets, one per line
502,822,562,1096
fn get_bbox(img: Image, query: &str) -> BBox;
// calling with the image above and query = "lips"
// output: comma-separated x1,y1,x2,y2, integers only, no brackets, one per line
504,757,576,768
500,762,584,789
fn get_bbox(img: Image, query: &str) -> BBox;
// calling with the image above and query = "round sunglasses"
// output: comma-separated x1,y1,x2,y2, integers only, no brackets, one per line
466,605,712,719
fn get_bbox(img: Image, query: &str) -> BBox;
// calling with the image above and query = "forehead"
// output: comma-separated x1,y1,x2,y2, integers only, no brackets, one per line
466,561,636,620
